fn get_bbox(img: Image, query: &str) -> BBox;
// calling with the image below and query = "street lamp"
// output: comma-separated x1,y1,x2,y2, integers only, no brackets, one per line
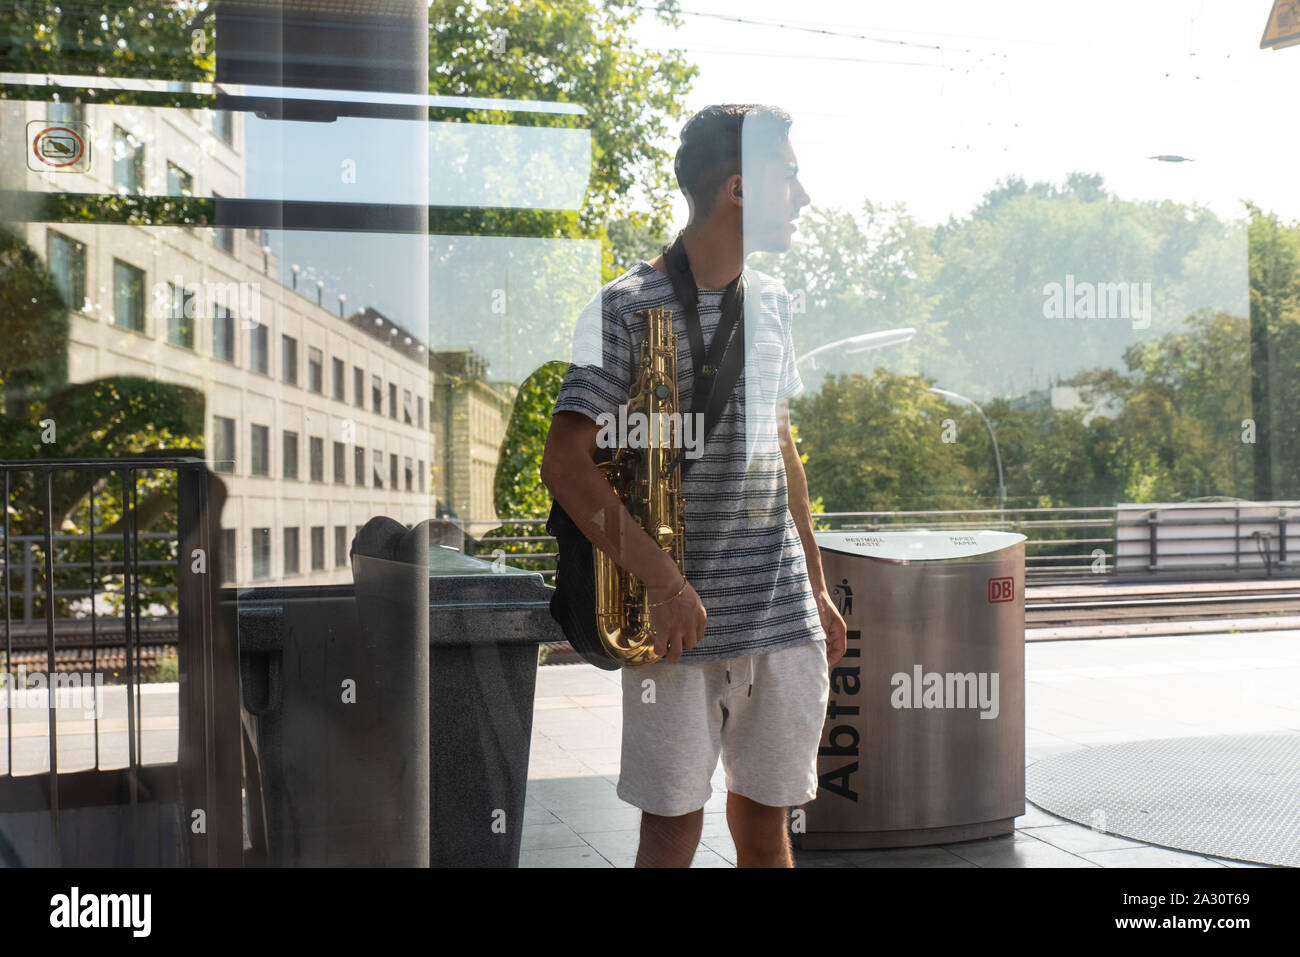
927,386,1006,511
796,328,916,370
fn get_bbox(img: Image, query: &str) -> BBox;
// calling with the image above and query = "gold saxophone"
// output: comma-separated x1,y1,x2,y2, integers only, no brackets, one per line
593,307,687,667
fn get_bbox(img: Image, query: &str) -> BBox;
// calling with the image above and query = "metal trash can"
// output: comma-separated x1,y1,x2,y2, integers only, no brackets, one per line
796,530,1026,850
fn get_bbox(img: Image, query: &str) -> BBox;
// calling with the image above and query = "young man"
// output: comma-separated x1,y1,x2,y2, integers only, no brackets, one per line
540,104,847,868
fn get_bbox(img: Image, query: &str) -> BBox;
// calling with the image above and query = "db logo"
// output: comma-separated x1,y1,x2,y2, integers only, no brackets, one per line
987,577,1014,603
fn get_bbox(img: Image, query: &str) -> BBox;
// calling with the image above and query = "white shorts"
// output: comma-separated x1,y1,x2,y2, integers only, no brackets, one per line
617,638,831,817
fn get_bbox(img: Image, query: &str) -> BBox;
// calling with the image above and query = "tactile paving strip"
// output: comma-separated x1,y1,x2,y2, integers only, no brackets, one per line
1025,732,1300,867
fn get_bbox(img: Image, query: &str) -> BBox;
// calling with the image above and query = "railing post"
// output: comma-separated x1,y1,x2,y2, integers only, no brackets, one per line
1146,511,1158,572
1235,506,1241,572
23,540,33,624
42,471,61,865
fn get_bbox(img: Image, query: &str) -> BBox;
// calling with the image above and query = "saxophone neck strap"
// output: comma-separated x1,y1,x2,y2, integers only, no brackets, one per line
661,232,747,476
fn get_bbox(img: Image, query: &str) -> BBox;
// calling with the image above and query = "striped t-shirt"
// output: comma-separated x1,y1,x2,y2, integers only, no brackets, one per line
552,260,824,661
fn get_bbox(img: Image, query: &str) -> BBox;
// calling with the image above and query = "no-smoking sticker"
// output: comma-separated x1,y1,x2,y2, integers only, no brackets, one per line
27,120,91,173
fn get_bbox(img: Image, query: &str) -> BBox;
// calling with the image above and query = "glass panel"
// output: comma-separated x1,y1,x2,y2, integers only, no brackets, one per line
3,0,1290,874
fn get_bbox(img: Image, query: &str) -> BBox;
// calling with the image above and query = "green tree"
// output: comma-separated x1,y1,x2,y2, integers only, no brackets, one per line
481,361,568,574
791,370,982,512
428,0,696,241
494,360,567,520
0,1,213,85
1246,205,1300,499
750,200,942,385
0,225,68,412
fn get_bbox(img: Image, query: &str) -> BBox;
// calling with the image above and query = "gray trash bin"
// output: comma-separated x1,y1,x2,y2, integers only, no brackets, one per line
796,530,1026,850
425,541,555,867
233,574,431,867
234,517,555,868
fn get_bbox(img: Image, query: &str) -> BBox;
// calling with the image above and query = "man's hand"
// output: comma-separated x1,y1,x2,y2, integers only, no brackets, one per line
814,589,847,666
647,577,707,663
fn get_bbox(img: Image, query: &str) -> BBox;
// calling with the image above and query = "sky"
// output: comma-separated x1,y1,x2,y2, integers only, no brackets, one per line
633,0,1298,226
247,0,1295,363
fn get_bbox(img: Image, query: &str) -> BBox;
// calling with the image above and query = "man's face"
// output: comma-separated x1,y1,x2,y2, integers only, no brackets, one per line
743,137,811,254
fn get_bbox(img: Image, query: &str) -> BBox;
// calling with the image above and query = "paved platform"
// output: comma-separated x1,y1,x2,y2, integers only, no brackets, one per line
523,629,1300,867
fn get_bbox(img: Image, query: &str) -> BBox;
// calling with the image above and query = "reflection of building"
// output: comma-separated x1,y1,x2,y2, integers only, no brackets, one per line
7,95,432,587
429,349,516,532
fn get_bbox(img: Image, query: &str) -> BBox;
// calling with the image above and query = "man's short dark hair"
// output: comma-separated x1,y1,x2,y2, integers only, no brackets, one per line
674,104,792,218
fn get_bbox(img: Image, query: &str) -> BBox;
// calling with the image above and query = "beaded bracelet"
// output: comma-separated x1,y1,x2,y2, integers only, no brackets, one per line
647,576,688,608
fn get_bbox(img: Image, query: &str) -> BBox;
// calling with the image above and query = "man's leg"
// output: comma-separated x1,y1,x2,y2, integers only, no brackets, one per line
718,641,830,869
619,658,724,867
635,808,704,868
726,792,791,868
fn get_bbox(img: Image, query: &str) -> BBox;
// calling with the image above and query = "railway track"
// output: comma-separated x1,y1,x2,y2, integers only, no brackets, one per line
1025,580,1300,628
1,621,175,676
6,579,1299,672
542,579,1300,663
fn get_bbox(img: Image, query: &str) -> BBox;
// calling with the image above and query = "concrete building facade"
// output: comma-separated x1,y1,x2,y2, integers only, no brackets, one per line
8,89,436,587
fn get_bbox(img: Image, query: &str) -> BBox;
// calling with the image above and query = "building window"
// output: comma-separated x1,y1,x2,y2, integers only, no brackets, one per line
332,357,346,401
403,389,413,425
213,304,235,362
283,430,299,480
281,335,298,385
283,527,300,575
252,528,271,580
112,259,145,332
309,436,324,482
47,231,86,312
48,99,85,125
220,528,236,583
308,347,323,393
334,526,348,568
250,424,270,476
112,125,144,194
372,450,384,489
418,459,425,493
417,396,424,430
404,456,413,491
354,446,366,486
211,190,234,254
213,415,236,473
372,375,383,413
166,282,196,349
166,161,193,197
390,453,398,490
333,441,347,484
353,367,365,407
389,383,398,420
249,321,269,374
212,109,233,145
310,526,325,571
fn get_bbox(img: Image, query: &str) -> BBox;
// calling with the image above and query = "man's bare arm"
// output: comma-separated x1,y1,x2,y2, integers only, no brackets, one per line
777,402,846,664
777,402,828,595
540,410,706,660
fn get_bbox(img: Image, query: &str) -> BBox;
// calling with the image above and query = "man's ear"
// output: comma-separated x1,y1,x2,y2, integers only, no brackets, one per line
725,173,744,205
